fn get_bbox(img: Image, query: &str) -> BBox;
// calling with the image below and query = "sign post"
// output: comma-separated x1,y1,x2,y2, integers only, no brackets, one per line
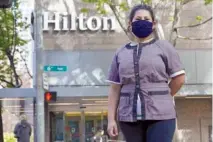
34,0,45,141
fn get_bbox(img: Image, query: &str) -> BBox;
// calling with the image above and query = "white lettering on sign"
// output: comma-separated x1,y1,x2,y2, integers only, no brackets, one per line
43,12,116,31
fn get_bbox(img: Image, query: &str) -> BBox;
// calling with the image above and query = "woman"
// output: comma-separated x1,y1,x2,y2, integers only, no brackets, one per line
106,4,185,142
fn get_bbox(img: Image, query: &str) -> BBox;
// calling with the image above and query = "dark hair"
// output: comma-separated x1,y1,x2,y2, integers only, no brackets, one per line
129,4,155,22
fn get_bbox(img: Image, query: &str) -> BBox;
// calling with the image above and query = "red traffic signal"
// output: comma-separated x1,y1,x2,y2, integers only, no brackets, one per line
44,92,57,102
0,0,12,8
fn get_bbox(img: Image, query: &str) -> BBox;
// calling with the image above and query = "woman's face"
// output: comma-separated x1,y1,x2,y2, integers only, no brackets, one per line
129,9,155,30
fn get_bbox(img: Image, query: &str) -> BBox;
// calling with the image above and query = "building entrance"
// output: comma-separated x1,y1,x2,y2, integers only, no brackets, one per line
47,96,115,142
49,111,108,142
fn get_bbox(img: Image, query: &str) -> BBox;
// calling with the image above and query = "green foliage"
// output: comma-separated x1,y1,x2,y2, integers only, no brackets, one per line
80,8,89,13
0,0,29,87
80,0,212,16
82,0,111,15
0,1,29,51
3,133,16,142
196,16,203,22
204,0,212,5
119,2,129,12
4,133,34,142
141,0,152,5
169,16,174,22
80,0,212,37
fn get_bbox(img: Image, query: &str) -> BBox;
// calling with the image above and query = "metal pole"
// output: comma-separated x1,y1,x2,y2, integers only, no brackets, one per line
34,0,45,141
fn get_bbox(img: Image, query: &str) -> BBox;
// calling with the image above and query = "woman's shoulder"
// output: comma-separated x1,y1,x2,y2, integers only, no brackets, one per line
115,41,137,54
155,39,176,51
155,39,173,47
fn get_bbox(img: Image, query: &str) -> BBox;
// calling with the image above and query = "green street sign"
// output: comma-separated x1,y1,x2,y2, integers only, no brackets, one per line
43,65,67,72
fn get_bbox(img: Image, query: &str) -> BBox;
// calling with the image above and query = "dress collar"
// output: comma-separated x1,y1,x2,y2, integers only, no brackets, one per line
125,38,157,49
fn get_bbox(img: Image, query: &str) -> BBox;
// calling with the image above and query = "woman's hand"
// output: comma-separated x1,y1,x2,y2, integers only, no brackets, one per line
107,120,118,138
107,83,121,138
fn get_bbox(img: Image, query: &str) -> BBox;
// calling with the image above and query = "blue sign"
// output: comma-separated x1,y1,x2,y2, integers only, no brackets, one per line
43,65,67,72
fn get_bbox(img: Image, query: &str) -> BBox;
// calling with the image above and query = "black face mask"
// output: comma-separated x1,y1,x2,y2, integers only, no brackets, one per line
131,20,153,38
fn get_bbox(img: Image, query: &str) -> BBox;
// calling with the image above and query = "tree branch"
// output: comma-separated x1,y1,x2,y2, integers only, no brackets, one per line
18,50,33,79
169,0,180,43
174,23,212,41
6,50,21,87
175,17,212,29
0,84,6,88
0,78,15,87
177,35,212,40
108,4,129,36
18,75,23,88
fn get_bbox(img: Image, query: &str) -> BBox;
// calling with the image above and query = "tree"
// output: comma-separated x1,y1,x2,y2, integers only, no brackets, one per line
80,0,212,46
0,0,32,141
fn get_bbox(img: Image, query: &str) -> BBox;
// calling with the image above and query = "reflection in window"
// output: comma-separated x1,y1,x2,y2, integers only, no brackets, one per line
0,98,35,142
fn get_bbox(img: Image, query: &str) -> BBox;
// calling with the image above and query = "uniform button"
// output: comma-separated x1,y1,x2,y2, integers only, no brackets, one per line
136,73,139,76
134,62,138,65
136,85,140,88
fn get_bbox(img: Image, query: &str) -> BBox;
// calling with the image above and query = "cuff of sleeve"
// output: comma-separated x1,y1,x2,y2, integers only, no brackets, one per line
170,70,185,78
105,80,122,85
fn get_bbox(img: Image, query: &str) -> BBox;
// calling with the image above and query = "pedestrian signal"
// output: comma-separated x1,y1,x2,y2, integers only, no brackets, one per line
44,92,57,102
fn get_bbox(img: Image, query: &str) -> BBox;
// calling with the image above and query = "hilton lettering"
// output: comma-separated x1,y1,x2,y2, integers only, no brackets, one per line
43,12,116,31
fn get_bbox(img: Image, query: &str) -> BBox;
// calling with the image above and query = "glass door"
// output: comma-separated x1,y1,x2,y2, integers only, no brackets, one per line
84,111,108,142
63,110,108,142
49,112,64,142
64,112,81,142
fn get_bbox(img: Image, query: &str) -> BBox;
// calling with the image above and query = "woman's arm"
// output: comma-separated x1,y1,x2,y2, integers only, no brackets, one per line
108,83,121,121
169,74,185,96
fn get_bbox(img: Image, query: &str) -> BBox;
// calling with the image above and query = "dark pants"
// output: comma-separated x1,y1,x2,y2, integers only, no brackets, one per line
119,119,176,142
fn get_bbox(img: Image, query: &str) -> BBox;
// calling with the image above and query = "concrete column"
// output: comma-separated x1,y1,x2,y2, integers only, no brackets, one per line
80,110,85,142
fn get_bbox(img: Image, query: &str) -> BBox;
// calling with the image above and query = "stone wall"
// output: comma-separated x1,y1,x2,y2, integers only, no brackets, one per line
174,98,212,142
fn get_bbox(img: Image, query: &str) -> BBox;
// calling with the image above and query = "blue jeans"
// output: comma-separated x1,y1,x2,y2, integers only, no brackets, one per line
119,119,176,142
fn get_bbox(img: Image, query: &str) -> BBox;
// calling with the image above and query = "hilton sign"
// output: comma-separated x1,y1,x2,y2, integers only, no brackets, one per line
43,12,116,31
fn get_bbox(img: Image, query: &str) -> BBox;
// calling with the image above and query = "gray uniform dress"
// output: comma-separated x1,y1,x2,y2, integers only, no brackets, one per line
107,39,185,122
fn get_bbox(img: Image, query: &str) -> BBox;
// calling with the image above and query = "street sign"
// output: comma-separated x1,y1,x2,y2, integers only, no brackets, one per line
43,65,67,72
42,73,49,90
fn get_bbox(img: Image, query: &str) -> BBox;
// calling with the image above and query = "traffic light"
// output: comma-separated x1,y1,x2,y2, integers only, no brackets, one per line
0,0,12,8
44,91,57,102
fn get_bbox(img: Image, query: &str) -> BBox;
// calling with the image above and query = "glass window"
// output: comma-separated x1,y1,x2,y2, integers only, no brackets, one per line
0,97,35,142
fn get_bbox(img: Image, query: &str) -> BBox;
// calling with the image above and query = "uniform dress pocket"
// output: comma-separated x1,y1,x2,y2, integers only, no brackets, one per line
148,90,175,115
118,93,131,117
